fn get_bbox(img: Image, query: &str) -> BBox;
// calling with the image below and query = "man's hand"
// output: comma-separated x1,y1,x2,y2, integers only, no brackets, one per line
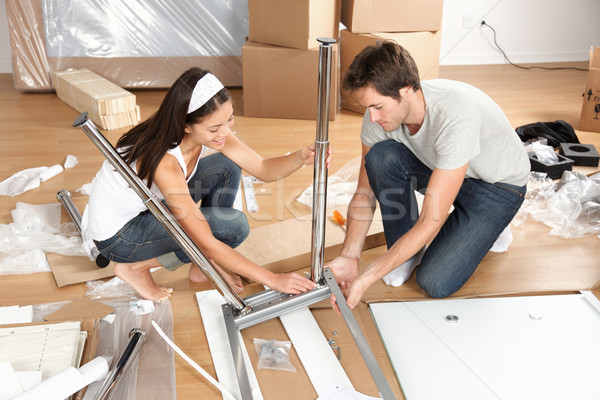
327,255,360,285
330,274,370,314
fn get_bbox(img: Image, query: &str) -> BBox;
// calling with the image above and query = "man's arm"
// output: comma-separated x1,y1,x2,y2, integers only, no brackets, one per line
328,144,376,283
340,163,468,309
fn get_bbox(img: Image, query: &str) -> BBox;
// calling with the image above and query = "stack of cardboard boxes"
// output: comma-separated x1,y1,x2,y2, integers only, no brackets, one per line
242,0,341,120
340,0,444,114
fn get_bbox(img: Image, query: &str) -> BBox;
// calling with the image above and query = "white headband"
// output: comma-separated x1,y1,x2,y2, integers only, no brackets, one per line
187,73,224,114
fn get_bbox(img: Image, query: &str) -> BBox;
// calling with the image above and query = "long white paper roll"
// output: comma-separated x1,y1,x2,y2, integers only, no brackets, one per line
12,357,109,400
39,164,64,182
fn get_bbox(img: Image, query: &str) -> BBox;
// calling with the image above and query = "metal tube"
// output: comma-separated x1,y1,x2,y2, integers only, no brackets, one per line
323,268,396,399
234,285,332,331
73,113,250,314
56,189,82,231
93,328,147,400
56,189,110,268
310,37,336,284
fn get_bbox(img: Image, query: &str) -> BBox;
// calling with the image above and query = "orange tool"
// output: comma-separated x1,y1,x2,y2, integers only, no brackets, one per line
332,210,347,230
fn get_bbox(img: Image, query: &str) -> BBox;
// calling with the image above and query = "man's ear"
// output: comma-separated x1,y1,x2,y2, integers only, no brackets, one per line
398,86,411,99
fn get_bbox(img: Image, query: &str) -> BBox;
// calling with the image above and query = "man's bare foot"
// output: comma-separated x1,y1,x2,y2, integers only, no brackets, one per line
113,259,173,301
188,262,244,293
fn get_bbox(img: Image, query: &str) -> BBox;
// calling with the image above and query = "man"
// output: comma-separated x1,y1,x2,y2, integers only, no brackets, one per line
329,41,529,309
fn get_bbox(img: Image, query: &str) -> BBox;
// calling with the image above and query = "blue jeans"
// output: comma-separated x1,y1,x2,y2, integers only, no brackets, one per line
364,141,526,298
95,153,249,270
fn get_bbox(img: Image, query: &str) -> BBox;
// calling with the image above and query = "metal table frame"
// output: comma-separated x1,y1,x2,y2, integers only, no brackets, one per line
74,37,395,400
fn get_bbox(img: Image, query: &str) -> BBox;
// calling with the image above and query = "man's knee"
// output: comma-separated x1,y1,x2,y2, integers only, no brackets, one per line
415,274,456,299
415,259,465,299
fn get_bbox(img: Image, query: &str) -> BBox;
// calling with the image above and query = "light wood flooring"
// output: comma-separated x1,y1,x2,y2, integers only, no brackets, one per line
0,63,599,399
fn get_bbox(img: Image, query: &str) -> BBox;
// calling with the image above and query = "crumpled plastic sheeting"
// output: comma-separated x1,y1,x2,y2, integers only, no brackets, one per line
514,171,600,238
297,157,361,208
0,202,85,275
85,277,137,300
0,155,79,197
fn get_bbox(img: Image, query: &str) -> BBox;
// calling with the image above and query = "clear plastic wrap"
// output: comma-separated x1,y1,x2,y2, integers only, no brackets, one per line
6,0,249,90
514,171,600,238
296,156,361,208
29,296,177,400
0,202,83,275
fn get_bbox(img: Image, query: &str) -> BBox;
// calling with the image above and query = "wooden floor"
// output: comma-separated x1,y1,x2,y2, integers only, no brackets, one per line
1,63,599,399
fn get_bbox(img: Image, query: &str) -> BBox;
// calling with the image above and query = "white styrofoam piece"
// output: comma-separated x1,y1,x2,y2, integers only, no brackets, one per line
370,294,600,400
0,361,24,399
196,290,263,400
279,307,353,395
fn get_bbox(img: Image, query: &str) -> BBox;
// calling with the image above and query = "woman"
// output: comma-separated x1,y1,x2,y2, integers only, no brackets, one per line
82,68,331,301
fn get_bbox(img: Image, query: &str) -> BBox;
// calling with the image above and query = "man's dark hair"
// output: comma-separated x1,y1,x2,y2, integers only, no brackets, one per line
343,40,421,100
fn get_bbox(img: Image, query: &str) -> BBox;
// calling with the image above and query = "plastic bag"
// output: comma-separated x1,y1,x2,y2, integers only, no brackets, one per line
253,338,296,372
514,171,600,238
296,156,361,208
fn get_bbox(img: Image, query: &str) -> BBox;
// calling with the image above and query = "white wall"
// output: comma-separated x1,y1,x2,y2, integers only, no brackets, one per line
0,0,11,73
439,0,600,65
1,0,599,74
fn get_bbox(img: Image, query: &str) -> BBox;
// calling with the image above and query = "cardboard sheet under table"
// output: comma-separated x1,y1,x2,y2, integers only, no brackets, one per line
46,206,384,286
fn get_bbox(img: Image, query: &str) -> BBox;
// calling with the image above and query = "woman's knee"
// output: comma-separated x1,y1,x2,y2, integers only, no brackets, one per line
214,153,241,181
211,209,249,248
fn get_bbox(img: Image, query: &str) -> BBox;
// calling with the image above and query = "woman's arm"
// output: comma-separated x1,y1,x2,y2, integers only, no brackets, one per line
222,133,332,182
153,154,316,294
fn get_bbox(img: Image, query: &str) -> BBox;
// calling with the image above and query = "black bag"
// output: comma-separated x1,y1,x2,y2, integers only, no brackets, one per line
515,120,580,148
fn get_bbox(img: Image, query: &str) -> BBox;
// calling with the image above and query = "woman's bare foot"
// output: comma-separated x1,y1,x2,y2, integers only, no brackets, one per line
113,259,173,301
188,262,244,293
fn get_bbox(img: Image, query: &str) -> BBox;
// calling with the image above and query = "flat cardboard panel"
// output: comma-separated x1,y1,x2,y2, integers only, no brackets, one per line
579,46,600,133
238,303,403,399
236,206,384,274
46,253,115,287
341,0,443,33
242,41,339,120
340,30,441,114
248,0,340,50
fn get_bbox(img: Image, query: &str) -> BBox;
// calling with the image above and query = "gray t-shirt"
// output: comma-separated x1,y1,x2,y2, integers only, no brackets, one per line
361,79,530,186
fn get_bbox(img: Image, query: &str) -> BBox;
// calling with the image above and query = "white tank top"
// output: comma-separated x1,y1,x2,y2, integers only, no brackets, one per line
80,145,204,257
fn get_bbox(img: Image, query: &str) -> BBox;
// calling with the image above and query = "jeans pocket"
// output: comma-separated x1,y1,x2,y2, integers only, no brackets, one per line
94,236,122,254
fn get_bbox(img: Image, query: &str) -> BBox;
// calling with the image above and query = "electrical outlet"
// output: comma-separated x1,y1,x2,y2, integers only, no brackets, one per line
462,11,476,29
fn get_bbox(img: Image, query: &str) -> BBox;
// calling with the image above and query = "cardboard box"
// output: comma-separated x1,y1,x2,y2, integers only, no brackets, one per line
579,46,600,133
248,0,341,50
341,0,443,33
242,41,339,120
340,29,441,114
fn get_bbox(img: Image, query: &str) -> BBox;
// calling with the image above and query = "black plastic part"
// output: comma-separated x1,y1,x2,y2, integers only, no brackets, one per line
72,112,89,128
95,254,110,268
528,152,574,180
558,143,600,167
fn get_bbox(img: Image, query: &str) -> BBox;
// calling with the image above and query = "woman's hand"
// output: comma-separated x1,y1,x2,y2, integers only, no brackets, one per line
268,272,317,294
299,144,333,169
